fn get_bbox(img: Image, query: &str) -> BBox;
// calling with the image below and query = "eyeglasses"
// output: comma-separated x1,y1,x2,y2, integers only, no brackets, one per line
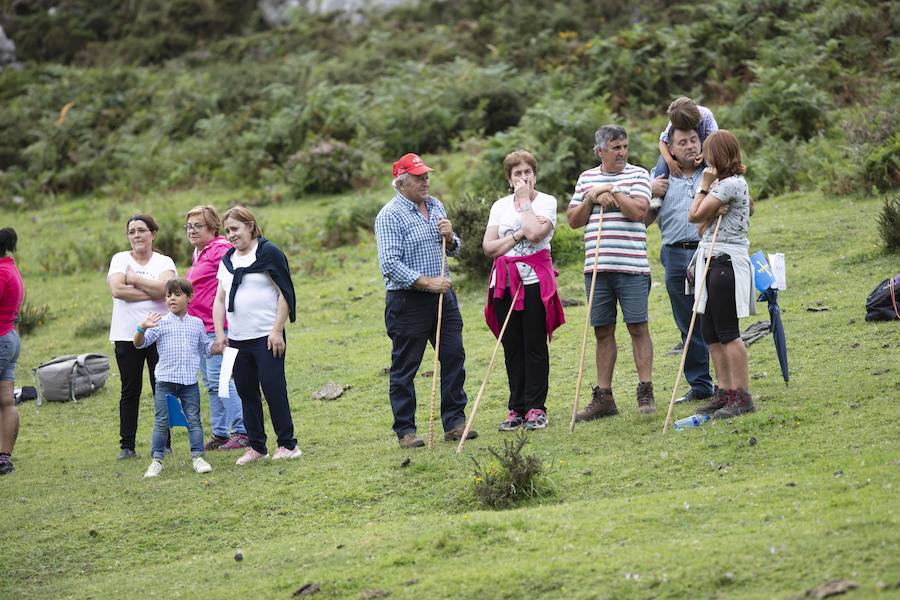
128,228,151,236
184,223,207,232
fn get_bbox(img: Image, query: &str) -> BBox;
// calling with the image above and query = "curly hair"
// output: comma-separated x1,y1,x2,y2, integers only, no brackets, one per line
502,150,538,181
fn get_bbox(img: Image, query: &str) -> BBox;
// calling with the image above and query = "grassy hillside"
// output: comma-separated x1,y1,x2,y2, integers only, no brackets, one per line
2,0,899,598
2,185,898,598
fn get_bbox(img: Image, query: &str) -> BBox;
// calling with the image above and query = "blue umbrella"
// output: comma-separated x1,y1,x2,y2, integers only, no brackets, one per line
758,287,789,385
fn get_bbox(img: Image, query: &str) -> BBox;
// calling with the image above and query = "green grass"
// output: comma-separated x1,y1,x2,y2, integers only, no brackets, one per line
3,186,899,599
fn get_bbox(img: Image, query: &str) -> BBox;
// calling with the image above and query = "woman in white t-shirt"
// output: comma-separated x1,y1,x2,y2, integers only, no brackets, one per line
107,214,176,460
212,206,300,466
482,150,564,432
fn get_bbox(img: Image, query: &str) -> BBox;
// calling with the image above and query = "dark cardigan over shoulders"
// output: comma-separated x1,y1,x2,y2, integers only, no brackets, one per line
222,237,296,323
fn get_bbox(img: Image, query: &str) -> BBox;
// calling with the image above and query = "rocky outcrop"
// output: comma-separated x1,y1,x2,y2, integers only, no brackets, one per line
258,0,412,27
0,25,20,69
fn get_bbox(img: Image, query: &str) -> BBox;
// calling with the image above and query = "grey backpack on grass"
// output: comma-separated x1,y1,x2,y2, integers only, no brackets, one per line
33,354,110,402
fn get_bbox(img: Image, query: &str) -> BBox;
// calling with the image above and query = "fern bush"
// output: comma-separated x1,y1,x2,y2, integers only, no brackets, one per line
16,301,50,336
877,195,900,252
471,432,553,510
864,133,900,192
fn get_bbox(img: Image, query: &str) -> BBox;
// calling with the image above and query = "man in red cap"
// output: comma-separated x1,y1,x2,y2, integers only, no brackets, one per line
374,153,477,448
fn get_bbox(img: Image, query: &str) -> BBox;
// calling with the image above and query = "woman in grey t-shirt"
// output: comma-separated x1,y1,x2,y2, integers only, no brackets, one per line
688,130,756,419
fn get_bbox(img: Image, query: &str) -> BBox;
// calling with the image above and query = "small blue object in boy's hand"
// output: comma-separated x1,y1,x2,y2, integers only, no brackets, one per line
166,394,189,428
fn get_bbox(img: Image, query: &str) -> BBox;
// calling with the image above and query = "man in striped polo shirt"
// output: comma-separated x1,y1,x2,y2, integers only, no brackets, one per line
567,125,656,419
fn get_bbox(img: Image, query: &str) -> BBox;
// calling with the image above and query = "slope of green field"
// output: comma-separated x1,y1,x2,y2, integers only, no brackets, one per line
2,185,897,599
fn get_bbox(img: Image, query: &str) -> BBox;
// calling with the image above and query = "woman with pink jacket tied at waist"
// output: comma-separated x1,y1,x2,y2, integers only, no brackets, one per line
483,150,565,432
183,205,248,451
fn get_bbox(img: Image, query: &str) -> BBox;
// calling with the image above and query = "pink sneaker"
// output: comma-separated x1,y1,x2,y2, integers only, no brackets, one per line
235,448,269,465
272,446,302,460
220,433,250,450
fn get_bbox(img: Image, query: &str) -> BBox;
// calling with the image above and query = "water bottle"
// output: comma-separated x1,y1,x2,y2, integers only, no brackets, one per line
672,413,710,431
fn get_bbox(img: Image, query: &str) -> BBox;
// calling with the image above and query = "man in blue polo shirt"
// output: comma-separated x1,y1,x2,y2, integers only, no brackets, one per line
646,127,715,405
375,153,477,448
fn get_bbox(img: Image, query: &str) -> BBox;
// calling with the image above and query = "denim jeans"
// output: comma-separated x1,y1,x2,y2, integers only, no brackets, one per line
0,329,20,381
199,331,245,437
584,273,651,326
384,289,468,438
660,244,714,395
152,381,204,459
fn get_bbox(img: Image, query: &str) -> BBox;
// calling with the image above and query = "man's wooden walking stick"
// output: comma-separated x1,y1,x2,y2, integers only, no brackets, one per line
427,237,447,449
570,208,604,433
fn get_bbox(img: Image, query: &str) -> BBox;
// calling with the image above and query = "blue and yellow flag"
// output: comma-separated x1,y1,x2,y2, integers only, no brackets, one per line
751,250,775,294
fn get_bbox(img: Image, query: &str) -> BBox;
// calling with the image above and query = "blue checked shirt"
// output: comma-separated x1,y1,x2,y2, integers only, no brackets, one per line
137,312,212,385
375,193,461,290
651,166,704,246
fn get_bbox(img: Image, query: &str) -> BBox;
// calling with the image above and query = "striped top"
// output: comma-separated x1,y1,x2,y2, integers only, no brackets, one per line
568,163,651,275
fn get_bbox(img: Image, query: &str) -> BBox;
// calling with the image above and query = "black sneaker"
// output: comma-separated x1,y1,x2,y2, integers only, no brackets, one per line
675,388,714,404
498,410,524,432
0,454,14,475
117,448,138,460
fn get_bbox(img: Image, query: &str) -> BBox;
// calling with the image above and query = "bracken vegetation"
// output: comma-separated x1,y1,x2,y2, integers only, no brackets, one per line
1,0,897,214
472,432,553,509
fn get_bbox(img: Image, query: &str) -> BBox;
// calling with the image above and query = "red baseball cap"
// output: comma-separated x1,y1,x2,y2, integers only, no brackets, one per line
392,153,434,178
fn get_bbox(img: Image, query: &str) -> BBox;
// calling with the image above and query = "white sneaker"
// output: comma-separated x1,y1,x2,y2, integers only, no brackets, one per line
192,456,213,474
236,448,269,465
272,446,302,460
144,459,163,478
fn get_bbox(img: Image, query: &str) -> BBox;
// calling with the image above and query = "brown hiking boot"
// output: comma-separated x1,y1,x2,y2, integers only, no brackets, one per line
636,381,656,415
398,433,425,448
697,387,728,415
713,389,756,419
444,424,478,442
575,387,619,422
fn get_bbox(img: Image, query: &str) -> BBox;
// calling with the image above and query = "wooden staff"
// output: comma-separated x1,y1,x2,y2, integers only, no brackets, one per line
456,283,523,454
427,237,448,449
569,208,604,433
662,215,724,433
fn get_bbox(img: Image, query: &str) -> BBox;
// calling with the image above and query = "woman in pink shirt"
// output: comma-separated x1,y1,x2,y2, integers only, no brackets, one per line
184,206,247,450
0,228,24,475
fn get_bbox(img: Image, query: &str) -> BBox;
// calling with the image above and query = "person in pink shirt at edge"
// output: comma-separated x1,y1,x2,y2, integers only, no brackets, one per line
184,206,248,450
0,228,25,474
483,151,565,432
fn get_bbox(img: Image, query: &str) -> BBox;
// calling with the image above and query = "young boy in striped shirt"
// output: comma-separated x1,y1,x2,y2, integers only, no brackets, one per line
134,278,216,478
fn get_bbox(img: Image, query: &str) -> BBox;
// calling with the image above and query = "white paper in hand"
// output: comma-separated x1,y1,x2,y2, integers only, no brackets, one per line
218,347,238,398
768,252,787,290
